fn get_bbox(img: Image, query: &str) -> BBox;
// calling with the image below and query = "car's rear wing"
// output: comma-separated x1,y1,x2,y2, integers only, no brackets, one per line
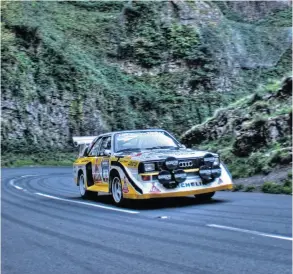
72,136,97,157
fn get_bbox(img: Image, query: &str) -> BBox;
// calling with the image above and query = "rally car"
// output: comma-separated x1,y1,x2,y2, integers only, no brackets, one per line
73,129,233,205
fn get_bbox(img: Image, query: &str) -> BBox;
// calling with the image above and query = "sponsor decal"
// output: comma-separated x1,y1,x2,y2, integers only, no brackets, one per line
158,174,172,180
165,157,178,170
101,160,110,182
211,167,221,178
150,183,161,193
166,160,178,166
122,177,129,193
199,165,212,181
173,169,187,183
180,182,203,188
158,171,172,184
128,161,139,168
93,159,102,182
119,158,129,164
204,157,215,162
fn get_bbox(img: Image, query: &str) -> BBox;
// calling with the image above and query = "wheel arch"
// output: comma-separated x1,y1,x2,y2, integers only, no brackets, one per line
109,168,121,193
77,169,84,186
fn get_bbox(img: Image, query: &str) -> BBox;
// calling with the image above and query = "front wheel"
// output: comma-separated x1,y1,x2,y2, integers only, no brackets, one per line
79,174,96,199
195,191,215,201
111,176,124,206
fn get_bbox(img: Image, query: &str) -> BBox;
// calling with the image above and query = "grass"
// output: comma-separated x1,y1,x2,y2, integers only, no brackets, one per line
2,152,76,167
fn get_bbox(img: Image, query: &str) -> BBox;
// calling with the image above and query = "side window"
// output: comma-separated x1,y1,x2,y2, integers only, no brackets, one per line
88,138,102,157
98,136,111,156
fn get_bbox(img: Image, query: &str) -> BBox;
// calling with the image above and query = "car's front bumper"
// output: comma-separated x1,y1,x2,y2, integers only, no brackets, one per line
123,183,233,199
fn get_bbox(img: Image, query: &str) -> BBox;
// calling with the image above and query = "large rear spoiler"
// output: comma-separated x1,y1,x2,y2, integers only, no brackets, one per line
72,136,97,147
72,136,97,157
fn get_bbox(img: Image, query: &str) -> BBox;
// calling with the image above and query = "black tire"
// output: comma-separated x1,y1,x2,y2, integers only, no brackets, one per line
111,175,125,206
78,173,97,199
195,191,215,201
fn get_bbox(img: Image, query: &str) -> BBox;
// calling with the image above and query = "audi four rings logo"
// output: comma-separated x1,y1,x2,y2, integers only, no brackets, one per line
179,161,193,167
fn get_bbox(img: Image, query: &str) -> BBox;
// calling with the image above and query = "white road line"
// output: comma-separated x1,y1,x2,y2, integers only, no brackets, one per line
9,179,24,190
9,180,15,187
34,193,139,214
20,175,38,178
207,224,292,241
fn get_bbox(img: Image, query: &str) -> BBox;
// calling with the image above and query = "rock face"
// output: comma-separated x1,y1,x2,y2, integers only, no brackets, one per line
181,77,292,158
1,93,108,152
1,1,292,154
225,0,291,21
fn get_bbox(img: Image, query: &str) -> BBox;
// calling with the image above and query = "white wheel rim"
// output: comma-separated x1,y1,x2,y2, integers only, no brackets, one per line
112,177,122,203
79,175,86,196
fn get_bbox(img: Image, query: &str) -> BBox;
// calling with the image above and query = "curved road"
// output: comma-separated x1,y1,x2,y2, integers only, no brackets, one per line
2,167,292,274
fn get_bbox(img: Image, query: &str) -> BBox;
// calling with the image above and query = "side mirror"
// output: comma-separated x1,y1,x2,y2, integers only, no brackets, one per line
180,144,186,149
104,149,111,156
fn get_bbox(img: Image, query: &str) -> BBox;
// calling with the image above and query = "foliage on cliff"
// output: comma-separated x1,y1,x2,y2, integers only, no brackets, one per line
1,1,292,168
181,77,292,178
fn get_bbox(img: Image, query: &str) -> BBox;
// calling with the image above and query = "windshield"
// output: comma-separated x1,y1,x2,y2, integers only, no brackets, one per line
114,131,179,152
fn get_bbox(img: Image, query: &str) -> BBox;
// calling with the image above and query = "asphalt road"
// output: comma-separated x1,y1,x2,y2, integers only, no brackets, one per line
2,167,292,274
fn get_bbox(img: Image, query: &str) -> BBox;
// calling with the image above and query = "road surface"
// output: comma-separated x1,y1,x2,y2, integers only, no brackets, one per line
2,167,292,274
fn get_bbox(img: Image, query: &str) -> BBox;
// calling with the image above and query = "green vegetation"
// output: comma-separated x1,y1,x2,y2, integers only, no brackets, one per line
261,180,292,195
2,152,76,167
214,1,292,27
255,8,292,27
1,1,292,171
232,184,244,192
187,79,292,179
244,185,256,192
1,0,224,151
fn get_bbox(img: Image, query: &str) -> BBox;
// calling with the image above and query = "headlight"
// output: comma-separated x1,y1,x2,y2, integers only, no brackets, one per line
144,163,155,172
214,157,220,166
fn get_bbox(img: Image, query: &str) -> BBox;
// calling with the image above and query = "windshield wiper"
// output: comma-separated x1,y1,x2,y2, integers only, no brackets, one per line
116,148,141,153
145,146,179,150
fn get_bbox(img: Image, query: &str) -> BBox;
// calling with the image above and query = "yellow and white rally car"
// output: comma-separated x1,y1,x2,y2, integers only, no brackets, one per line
73,129,233,205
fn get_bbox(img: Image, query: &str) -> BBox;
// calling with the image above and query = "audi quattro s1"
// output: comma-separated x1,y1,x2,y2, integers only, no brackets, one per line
73,129,233,205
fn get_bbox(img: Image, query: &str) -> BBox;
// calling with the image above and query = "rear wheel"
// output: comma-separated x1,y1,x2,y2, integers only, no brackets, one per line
111,176,124,206
79,174,97,199
195,191,215,201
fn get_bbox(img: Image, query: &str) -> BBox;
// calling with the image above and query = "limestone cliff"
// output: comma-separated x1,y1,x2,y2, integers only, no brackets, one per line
1,1,292,157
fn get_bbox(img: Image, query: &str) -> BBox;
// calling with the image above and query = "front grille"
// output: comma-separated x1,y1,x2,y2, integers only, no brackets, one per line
178,160,193,168
153,157,204,171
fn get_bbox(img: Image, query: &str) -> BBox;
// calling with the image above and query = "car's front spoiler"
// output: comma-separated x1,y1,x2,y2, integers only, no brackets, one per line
123,183,233,199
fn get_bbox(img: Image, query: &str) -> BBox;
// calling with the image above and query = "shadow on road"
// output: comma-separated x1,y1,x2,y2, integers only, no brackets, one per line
70,194,229,210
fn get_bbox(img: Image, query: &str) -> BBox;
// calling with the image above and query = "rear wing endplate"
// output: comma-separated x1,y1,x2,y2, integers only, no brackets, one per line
72,136,97,157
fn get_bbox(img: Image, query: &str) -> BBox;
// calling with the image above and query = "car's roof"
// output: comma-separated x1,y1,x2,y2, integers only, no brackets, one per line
98,129,166,137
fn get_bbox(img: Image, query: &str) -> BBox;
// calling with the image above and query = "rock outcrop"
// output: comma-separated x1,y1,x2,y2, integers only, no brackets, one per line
181,76,292,158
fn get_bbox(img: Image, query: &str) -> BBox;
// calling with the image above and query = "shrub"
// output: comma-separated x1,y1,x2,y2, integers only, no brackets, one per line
244,185,256,192
261,181,292,195
261,182,283,194
233,184,243,192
